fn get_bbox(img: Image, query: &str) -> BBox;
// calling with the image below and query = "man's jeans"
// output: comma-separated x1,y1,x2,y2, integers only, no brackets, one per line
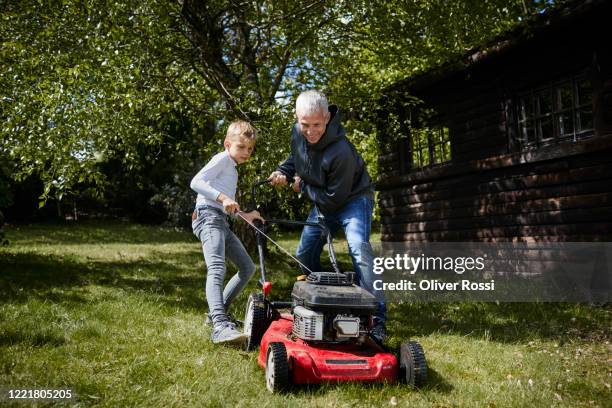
296,194,387,323
192,206,256,326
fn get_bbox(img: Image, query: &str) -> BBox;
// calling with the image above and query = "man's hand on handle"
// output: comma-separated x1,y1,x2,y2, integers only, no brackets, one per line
268,171,301,193
268,171,287,186
292,176,302,193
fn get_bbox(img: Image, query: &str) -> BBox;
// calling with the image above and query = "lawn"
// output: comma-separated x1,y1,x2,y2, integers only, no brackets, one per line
0,221,610,407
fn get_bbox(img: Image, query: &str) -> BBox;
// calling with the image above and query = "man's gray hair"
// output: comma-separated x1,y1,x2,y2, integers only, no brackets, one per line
295,90,328,116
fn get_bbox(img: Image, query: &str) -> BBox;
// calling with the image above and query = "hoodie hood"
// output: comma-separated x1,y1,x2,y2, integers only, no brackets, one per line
277,103,373,213
308,105,345,151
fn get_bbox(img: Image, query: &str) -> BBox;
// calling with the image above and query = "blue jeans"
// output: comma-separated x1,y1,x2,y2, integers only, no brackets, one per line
296,194,386,323
192,206,256,326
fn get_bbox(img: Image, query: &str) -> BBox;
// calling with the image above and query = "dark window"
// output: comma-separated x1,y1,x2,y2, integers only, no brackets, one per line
516,74,593,147
410,125,451,168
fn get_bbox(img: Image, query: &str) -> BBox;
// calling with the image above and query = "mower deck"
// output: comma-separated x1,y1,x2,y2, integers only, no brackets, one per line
257,314,399,384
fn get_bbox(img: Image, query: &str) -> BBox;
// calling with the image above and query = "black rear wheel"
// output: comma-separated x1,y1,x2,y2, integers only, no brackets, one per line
243,293,270,351
399,340,428,387
265,342,290,392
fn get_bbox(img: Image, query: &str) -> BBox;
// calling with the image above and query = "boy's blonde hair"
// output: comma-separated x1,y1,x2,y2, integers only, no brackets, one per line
226,120,257,142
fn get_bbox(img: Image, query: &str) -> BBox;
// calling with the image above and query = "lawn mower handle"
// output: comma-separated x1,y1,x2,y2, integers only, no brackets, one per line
250,178,342,296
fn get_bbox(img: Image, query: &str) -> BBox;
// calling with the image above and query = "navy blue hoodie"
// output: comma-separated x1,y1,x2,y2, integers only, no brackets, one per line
277,105,373,213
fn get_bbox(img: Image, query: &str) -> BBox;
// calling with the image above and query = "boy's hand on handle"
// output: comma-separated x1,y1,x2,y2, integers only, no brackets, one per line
268,171,287,186
221,198,240,214
240,210,265,224
217,192,240,214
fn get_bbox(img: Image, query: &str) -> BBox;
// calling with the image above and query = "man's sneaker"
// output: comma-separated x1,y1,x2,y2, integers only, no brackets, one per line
211,321,247,345
370,321,387,345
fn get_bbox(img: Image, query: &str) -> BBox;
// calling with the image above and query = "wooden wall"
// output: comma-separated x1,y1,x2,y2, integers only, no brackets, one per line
378,138,612,241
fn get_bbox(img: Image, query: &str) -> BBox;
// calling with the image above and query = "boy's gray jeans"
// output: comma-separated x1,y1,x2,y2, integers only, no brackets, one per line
192,206,256,326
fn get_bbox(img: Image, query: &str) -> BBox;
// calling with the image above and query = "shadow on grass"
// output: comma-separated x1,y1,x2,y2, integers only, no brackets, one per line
422,367,453,393
4,220,195,245
389,301,611,344
289,366,453,395
0,251,207,312
1,250,609,345
0,330,67,347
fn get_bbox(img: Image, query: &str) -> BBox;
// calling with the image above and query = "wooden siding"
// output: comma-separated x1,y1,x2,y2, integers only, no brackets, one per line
378,138,612,242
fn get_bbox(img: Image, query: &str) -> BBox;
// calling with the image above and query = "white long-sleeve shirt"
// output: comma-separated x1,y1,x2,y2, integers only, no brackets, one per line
190,150,237,213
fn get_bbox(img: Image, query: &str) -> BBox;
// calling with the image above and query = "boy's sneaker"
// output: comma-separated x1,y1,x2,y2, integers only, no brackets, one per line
205,313,241,327
211,321,247,345
370,321,387,345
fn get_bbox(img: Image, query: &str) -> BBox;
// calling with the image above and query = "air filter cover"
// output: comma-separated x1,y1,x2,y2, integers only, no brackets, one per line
291,278,378,313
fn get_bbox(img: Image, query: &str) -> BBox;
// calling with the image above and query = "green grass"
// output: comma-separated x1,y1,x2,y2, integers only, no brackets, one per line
0,221,610,407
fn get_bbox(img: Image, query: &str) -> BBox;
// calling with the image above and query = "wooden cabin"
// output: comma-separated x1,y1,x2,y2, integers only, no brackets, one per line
376,0,612,242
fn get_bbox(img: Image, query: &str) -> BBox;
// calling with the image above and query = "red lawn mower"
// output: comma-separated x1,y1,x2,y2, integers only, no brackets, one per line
241,180,427,393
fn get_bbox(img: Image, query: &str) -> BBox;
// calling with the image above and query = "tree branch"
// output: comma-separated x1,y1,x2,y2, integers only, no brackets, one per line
269,48,291,102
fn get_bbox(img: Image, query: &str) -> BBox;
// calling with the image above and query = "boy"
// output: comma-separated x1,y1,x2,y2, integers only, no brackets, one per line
190,120,263,345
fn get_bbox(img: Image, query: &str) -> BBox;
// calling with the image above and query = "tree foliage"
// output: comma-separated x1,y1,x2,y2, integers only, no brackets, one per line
1,0,556,225
1,1,213,202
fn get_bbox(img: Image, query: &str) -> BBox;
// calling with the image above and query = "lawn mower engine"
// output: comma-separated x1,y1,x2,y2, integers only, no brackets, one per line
291,272,378,344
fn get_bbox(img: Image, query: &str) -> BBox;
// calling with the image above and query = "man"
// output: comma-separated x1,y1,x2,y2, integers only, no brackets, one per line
268,90,387,343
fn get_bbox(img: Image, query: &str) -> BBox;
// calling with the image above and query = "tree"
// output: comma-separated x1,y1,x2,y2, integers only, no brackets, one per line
1,0,217,204
177,0,341,117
